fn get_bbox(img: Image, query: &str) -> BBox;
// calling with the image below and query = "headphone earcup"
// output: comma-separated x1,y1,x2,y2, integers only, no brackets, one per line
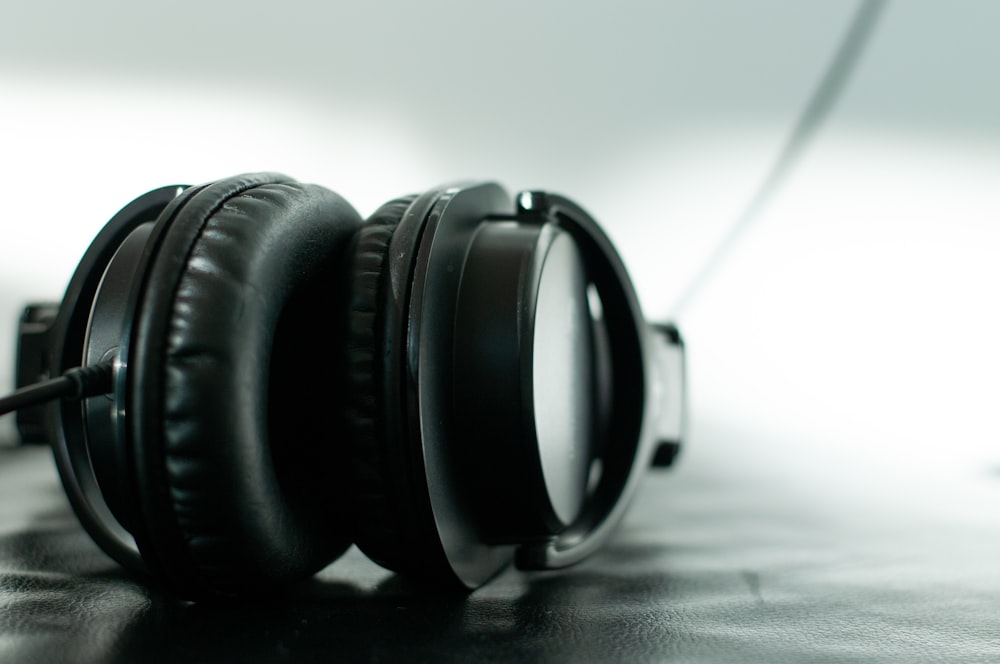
127,173,362,598
346,195,428,574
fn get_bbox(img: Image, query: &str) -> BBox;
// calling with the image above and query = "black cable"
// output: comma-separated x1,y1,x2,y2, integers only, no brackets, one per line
670,0,889,317
0,362,114,416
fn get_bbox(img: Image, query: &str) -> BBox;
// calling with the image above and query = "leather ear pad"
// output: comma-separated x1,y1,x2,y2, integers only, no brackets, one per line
128,173,362,598
346,196,420,574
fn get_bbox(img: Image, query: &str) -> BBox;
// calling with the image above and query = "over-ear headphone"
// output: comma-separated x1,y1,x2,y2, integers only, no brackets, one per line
7,173,685,600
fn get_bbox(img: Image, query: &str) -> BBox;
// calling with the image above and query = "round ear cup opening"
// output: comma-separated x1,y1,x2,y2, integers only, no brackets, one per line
266,254,353,550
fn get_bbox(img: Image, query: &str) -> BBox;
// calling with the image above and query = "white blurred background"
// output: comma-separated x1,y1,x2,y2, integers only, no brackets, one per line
2,1,999,517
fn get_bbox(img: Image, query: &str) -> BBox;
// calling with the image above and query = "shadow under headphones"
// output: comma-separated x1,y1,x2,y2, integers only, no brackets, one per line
7,172,685,600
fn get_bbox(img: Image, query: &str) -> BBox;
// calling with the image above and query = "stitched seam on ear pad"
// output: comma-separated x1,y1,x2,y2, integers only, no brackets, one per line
132,174,360,597
347,196,419,573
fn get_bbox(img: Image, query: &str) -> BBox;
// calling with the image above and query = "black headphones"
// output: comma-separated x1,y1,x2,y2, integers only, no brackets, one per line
10,173,685,600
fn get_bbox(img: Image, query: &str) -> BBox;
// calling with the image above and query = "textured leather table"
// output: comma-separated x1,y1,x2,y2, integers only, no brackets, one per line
1,417,998,663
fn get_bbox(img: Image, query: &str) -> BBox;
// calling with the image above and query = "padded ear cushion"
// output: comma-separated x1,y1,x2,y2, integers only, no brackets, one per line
346,195,420,573
128,173,362,598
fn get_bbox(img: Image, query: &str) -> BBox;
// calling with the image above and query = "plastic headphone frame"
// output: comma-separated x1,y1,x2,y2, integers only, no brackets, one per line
512,190,654,570
45,184,188,575
379,182,657,587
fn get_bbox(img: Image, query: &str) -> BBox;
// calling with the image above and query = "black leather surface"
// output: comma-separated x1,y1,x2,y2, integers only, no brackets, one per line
2,417,999,662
